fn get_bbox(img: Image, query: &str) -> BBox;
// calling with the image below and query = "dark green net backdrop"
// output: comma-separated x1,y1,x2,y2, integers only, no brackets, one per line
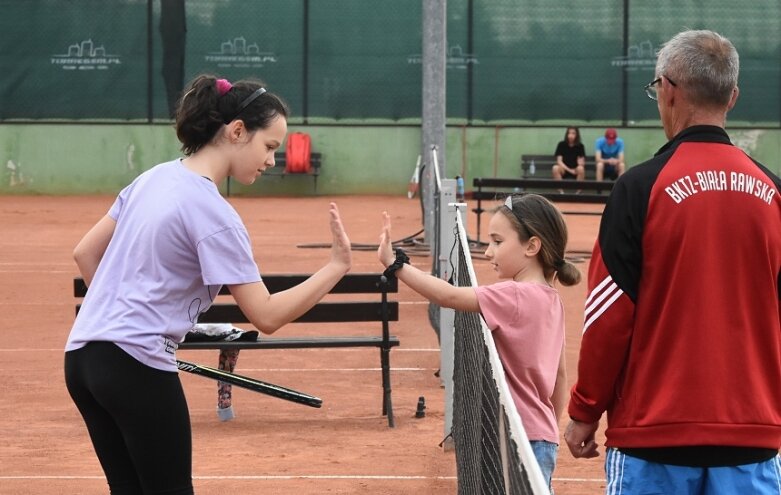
1,0,779,125
0,0,148,120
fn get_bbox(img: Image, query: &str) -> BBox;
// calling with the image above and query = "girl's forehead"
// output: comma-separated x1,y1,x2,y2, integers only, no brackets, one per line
488,211,515,233
253,116,287,143
267,115,288,136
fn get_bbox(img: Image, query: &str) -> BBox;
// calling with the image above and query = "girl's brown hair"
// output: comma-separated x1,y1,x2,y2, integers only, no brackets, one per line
498,193,581,286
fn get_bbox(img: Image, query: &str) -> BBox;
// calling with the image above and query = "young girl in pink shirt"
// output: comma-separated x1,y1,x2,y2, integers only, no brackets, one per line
378,193,580,491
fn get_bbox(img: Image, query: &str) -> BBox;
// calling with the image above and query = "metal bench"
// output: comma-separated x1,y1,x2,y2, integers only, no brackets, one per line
74,273,401,427
226,152,323,196
471,177,614,244
520,154,597,179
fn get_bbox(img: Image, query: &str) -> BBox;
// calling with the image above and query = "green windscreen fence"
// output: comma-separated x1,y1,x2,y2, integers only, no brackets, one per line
1,0,779,125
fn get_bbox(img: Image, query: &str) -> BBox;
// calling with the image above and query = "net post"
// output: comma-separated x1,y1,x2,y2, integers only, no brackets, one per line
438,178,456,450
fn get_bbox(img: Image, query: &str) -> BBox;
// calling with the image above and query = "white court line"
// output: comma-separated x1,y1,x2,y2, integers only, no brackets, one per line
0,349,69,352
1,299,427,304
202,475,457,480
0,475,458,481
0,262,73,266
0,366,435,373
238,367,436,372
0,348,441,352
0,302,70,305
0,270,74,274
0,475,603,482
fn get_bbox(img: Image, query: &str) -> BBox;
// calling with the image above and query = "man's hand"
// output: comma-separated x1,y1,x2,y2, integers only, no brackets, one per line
564,419,601,459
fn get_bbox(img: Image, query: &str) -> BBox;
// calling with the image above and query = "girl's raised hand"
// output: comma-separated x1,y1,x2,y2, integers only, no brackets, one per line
378,211,395,268
328,202,352,271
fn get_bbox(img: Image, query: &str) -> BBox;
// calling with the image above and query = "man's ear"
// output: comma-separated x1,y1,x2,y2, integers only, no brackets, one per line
726,86,739,111
661,77,676,107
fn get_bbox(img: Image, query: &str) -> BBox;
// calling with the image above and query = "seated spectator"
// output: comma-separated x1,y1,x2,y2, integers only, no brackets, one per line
552,127,586,181
595,128,625,180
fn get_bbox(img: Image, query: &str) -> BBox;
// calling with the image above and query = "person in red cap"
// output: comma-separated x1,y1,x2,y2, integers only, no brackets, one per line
594,128,625,181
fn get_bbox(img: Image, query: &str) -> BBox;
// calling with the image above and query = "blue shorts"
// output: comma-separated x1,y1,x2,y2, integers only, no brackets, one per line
605,447,781,495
530,440,558,492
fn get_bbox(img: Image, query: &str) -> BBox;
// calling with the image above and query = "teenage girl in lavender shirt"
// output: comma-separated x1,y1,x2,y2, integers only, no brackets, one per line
65,75,352,495
378,193,580,492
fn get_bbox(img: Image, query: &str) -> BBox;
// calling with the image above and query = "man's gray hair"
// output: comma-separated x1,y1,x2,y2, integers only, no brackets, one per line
656,30,739,108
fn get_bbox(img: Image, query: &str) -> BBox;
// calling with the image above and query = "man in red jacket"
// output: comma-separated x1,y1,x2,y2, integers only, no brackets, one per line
565,30,781,493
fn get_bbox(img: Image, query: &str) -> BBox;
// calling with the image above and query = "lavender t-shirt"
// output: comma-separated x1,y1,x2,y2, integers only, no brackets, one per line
474,281,565,443
66,159,261,371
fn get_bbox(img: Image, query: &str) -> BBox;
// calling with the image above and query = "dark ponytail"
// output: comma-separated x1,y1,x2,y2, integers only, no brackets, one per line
174,74,289,155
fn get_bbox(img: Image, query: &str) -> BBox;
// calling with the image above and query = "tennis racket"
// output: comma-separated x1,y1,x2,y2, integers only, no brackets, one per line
177,359,322,408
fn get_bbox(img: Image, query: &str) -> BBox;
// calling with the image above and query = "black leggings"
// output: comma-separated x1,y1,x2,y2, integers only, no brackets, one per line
65,342,193,495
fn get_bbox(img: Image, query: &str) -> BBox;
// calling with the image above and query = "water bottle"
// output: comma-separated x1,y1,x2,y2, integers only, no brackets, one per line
456,175,465,201
529,159,536,176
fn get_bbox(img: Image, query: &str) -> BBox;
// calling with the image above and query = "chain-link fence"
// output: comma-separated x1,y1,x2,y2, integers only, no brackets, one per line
1,0,779,125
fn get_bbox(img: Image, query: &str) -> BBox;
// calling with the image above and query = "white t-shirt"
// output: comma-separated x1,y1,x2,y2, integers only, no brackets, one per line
66,159,261,371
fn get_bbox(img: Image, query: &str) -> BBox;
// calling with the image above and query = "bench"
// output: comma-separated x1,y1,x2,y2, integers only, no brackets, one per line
521,154,597,179
73,273,401,427
471,177,614,244
226,152,322,196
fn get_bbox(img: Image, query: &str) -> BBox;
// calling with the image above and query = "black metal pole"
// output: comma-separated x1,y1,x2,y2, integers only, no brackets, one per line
302,0,309,123
621,0,629,126
147,0,154,123
466,0,474,123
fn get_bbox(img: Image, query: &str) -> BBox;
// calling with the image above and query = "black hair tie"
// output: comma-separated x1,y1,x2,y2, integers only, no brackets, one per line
383,248,410,279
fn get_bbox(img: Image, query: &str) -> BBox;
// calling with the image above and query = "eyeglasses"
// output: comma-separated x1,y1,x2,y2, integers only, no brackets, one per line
644,75,677,101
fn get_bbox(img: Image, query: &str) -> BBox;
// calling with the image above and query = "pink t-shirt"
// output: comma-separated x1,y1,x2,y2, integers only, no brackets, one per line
475,281,565,443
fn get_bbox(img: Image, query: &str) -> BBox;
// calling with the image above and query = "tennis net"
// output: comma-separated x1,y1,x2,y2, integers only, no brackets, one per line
450,208,549,495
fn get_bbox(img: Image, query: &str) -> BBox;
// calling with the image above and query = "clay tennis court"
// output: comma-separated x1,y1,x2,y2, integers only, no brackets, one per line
0,194,608,495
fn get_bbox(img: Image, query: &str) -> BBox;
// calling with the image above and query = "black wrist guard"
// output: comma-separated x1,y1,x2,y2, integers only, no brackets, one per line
383,248,410,279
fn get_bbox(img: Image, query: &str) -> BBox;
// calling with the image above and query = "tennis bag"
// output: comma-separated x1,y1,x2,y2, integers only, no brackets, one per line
285,132,312,173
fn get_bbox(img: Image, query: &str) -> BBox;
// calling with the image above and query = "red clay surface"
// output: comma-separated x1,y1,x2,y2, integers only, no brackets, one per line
0,194,608,494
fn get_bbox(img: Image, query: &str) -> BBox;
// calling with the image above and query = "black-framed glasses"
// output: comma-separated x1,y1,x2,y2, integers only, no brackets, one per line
644,75,677,101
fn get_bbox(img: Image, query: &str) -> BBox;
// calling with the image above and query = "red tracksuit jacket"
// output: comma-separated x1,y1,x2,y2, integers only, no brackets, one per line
569,125,781,449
